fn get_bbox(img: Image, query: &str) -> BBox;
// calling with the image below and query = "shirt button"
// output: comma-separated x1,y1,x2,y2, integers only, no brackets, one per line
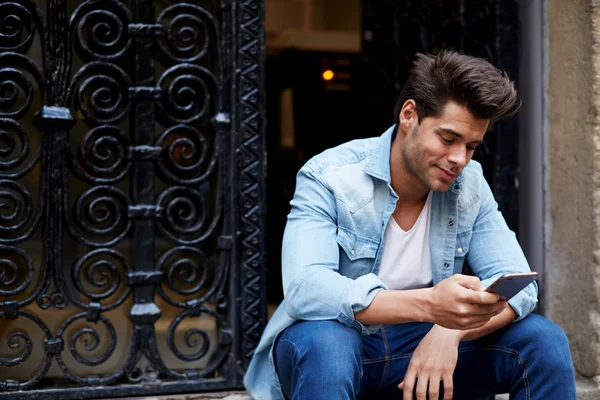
454,185,460,190
351,250,355,255
444,262,450,268
449,220,455,227
457,248,463,254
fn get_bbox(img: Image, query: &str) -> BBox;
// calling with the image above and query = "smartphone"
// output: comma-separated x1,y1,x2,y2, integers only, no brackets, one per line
484,272,538,301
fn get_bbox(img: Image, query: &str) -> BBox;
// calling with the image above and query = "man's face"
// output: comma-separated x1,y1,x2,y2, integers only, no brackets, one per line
401,101,489,192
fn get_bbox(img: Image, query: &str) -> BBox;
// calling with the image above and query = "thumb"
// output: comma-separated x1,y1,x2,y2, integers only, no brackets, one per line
398,381,404,389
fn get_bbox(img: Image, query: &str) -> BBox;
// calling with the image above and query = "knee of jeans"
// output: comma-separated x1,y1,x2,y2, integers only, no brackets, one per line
521,315,573,371
281,320,362,364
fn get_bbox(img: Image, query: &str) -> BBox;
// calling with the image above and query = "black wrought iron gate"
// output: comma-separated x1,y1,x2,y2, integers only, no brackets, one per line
0,0,266,397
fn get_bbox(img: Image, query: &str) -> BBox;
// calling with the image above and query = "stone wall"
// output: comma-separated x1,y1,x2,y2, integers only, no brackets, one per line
547,0,600,390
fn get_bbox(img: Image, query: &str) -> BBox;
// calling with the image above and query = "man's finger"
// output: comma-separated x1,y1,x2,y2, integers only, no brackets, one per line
463,289,501,305
443,374,454,400
453,274,482,290
398,381,404,389
416,375,429,400
429,375,441,400
403,370,417,400
466,302,507,316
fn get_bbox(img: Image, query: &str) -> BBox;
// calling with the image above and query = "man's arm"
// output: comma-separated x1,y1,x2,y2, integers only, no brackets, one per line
459,303,517,341
281,164,388,335
429,304,517,343
355,274,506,331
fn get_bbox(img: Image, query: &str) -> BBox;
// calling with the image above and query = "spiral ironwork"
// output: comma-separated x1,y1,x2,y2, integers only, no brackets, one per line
69,125,130,183
0,311,54,390
0,244,33,296
70,61,131,125
0,332,32,367
167,311,210,362
54,313,118,383
156,64,218,125
0,0,269,396
68,185,132,247
0,1,43,54
0,180,32,234
156,123,217,185
71,248,131,308
157,3,218,63
0,118,28,171
70,0,133,61
0,53,43,119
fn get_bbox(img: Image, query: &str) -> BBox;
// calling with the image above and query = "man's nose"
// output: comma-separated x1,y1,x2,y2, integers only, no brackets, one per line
448,146,468,167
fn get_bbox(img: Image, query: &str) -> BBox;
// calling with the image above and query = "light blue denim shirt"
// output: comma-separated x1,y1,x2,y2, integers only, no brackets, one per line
244,126,538,400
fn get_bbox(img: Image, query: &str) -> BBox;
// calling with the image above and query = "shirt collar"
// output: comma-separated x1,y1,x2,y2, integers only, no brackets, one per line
363,125,395,183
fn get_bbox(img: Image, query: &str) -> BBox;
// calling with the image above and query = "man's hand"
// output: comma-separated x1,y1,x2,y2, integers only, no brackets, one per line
398,325,462,400
425,274,506,330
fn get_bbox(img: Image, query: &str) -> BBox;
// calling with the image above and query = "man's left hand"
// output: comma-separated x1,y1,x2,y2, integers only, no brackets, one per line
398,325,462,400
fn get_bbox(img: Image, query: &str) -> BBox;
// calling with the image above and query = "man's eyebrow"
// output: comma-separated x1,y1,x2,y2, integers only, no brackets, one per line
437,128,484,145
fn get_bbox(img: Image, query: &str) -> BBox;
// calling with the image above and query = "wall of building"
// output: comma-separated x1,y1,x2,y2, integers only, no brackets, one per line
547,0,600,390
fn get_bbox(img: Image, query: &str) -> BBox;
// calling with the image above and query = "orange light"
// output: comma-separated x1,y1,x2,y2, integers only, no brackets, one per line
322,70,335,81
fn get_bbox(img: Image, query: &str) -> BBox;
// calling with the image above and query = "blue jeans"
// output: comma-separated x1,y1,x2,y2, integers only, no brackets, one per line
274,314,576,399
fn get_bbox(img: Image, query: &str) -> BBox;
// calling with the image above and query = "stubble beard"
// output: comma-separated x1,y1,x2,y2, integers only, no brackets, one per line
401,126,436,191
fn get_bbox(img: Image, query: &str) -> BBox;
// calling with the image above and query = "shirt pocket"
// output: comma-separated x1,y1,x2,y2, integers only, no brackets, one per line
336,228,378,260
336,228,379,278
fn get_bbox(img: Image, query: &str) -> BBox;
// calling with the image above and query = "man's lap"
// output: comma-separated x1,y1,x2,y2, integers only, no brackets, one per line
274,314,573,399
359,314,569,398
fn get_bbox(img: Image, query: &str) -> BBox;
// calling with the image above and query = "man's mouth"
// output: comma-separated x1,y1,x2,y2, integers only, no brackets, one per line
437,167,457,182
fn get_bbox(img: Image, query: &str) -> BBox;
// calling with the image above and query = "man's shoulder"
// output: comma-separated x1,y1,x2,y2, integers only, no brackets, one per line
299,137,381,210
303,136,379,176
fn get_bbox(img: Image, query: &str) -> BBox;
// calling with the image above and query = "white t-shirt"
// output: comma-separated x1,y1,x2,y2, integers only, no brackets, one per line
377,191,433,290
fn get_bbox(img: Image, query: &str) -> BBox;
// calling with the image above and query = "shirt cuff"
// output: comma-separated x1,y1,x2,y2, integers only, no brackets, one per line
481,276,538,322
337,273,387,335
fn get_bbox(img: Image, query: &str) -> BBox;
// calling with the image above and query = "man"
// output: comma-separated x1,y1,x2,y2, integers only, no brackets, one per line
244,51,576,399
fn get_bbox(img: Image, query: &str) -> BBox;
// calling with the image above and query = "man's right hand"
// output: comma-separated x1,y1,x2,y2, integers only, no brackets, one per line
425,274,506,330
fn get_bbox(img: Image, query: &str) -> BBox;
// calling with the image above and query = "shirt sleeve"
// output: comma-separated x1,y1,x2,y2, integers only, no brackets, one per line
281,164,386,335
467,164,539,322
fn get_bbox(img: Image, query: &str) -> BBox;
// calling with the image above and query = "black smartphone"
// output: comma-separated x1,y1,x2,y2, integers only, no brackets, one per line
484,272,538,301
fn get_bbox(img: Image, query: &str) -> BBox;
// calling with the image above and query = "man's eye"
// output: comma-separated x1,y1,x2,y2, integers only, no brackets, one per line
441,137,453,144
467,146,477,151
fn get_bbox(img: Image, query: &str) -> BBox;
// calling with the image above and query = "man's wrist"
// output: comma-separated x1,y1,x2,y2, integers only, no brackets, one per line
432,324,465,345
413,287,434,324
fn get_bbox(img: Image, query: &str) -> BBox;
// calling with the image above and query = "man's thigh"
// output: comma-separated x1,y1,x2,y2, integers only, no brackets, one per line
361,314,571,399
452,313,574,398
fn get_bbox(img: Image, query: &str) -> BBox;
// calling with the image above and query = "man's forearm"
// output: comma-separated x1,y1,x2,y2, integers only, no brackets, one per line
354,289,432,325
457,305,518,342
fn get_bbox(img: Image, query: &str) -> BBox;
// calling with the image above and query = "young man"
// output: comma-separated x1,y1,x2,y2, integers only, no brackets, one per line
244,51,576,399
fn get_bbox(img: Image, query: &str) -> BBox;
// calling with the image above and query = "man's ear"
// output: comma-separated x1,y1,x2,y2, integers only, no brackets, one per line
399,100,418,132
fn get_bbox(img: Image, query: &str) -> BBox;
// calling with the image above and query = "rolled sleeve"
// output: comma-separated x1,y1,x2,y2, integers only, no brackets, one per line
338,273,387,335
282,164,384,335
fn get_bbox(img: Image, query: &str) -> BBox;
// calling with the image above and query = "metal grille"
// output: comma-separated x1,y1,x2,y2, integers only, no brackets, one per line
0,0,266,397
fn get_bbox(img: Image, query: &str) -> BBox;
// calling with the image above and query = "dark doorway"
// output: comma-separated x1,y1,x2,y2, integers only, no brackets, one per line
265,0,520,306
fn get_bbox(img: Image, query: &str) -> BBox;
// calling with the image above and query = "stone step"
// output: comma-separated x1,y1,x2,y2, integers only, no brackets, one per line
108,392,251,400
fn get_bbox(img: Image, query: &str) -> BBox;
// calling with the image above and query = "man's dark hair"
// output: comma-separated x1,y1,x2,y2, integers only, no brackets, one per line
393,50,520,125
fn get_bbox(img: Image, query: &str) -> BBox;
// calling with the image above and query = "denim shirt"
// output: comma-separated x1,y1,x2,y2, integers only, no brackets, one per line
244,126,538,400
